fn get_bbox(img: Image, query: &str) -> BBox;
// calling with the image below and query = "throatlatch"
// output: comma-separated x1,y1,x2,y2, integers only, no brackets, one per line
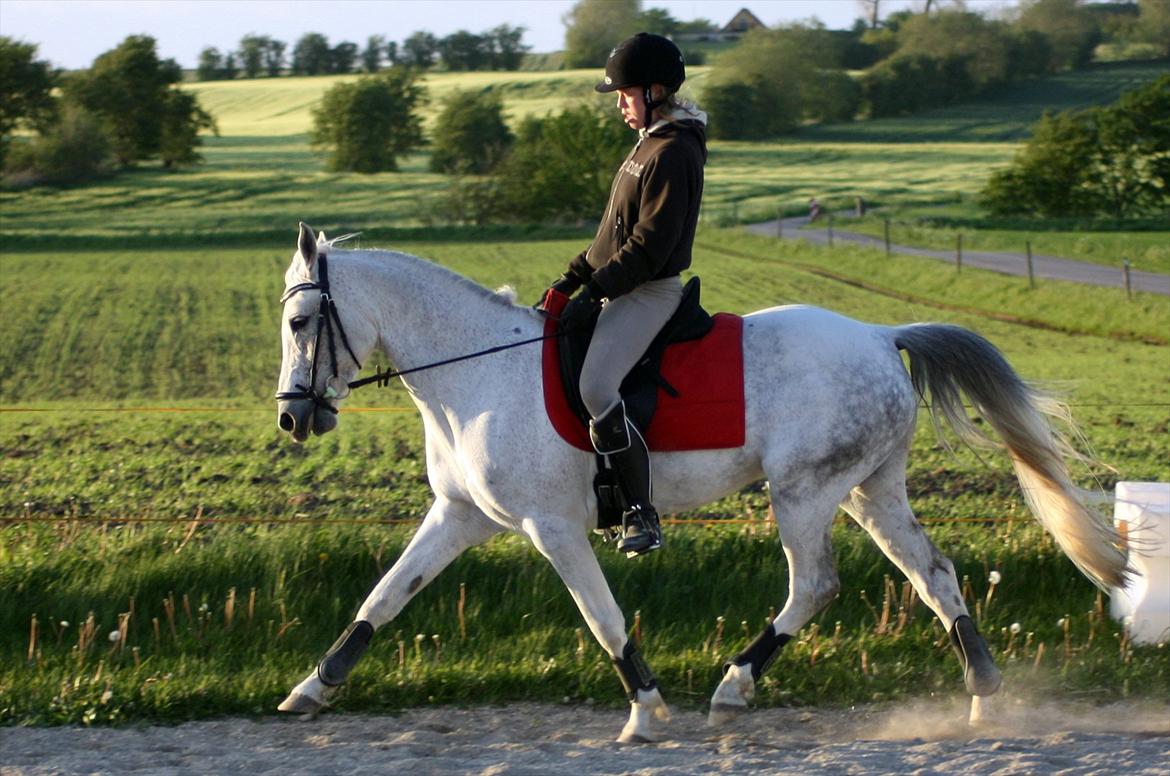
949,615,1002,696
317,620,374,686
725,624,792,681
612,641,658,700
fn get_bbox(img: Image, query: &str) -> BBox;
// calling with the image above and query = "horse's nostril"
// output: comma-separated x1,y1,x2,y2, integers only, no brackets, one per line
278,412,296,432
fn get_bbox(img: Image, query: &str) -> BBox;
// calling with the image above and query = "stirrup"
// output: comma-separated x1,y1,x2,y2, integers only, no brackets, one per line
617,505,662,557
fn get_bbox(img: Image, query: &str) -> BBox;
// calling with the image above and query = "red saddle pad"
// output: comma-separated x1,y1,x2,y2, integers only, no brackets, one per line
541,292,745,452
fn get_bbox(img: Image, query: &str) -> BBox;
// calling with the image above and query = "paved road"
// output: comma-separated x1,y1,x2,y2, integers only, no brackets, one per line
745,216,1170,297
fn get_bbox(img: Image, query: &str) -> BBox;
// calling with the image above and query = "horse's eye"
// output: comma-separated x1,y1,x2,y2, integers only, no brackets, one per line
289,316,310,332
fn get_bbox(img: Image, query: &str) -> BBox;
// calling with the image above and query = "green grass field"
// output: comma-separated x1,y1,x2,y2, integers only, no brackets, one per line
1,62,1168,725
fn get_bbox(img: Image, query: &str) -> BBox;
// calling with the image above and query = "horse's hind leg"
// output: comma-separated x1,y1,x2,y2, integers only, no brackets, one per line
709,483,842,726
842,455,1002,721
278,496,501,718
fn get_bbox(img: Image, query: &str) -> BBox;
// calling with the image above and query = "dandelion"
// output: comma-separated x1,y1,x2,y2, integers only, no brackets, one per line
60,621,70,629
108,630,121,643
1057,617,1067,628
988,571,1002,585
1010,622,1021,635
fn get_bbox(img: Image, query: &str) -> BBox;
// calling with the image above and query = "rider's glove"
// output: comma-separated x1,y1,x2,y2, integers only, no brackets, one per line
534,273,584,311
559,282,603,336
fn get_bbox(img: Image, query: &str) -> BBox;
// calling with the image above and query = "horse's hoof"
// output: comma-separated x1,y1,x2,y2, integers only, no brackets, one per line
968,693,996,726
617,732,655,744
277,692,326,719
707,702,747,727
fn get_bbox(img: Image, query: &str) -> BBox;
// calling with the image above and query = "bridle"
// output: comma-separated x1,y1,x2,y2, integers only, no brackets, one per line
275,251,558,413
275,252,362,415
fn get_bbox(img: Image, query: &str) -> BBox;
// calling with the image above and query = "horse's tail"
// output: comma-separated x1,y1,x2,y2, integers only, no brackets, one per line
892,323,1129,590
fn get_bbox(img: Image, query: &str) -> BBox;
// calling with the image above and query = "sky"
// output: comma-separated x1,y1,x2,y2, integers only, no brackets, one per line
1,0,1015,71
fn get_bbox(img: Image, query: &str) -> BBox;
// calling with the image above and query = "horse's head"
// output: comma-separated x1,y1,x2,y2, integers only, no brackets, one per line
275,223,375,442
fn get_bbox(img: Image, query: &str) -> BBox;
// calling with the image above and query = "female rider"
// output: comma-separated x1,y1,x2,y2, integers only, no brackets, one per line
544,32,708,557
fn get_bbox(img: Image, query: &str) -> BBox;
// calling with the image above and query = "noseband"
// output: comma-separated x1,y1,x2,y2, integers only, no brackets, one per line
275,253,362,415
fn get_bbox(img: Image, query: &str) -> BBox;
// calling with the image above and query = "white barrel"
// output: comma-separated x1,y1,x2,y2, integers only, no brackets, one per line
1110,481,1170,645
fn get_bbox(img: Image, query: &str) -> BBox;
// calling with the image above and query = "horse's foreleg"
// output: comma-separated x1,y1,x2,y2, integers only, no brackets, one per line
278,497,501,718
709,487,841,726
843,459,1002,724
527,524,669,743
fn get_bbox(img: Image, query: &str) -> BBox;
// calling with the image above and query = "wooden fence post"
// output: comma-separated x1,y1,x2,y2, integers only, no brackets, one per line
1026,240,1035,289
956,233,963,273
827,212,834,248
777,206,783,239
884,218,891,257
1123,259,1132,300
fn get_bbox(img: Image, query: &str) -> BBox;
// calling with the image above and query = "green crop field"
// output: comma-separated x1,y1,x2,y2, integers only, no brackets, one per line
1,61,1168,725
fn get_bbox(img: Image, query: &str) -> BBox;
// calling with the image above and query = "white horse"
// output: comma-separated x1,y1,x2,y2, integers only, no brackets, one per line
274,224,1127,742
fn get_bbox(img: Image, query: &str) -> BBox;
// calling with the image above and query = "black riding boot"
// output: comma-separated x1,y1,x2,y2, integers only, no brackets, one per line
590,401,662,557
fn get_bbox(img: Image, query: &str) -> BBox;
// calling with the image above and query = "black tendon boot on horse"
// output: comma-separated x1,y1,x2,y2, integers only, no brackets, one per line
590,401,662,557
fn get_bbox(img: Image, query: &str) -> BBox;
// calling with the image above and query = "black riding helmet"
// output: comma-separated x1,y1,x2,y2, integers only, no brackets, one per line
595,33,685,128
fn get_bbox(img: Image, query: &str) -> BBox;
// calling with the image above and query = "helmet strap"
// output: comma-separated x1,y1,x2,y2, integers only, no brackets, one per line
642,86,666,130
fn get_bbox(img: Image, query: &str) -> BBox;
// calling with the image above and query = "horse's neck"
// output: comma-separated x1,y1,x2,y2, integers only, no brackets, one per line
342,249,534,395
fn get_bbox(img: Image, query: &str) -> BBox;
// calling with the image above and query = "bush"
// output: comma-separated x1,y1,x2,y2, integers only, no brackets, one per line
429,90,513,174
862,53,974,117
3,106,111,185
980,75,1170,219
447,103,629,224
310,69,426,173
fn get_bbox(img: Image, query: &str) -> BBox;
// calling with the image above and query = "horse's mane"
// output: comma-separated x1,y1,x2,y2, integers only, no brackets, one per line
322,245,524,312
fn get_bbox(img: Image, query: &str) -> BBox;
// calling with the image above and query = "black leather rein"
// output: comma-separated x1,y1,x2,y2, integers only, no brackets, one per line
275,252,558,410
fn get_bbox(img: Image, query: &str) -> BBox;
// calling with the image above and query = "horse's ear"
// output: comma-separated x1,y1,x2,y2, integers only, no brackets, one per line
297,222,318,272
317,231,329,246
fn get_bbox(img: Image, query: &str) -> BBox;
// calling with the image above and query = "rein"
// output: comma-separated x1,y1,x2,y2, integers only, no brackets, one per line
276,253,559,409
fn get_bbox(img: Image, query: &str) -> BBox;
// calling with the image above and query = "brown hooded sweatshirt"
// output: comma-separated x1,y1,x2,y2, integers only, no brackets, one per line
568,108,708,300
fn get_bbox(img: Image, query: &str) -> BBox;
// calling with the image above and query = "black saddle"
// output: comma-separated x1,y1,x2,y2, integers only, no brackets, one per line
558,276,713,434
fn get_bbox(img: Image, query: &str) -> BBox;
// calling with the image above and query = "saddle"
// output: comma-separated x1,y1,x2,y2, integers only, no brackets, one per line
541,279,746,528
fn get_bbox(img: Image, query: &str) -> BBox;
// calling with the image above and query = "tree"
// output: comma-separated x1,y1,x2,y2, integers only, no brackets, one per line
893,10,1014,91
702,26,853,139
238,34,268,78
0,37,57,168
1138,0,1170,57
63,35,184,166
486,24,529,70
329,41,359,74
403,31,438,68
385,41,400,67
1017,0,1100,71
264,38,286,77
429,90,513,173
438,31,488,71
563,0,641,68
638,8,679,37
362,35,385,72
292,33,331,75
159,89,217,169
196,46,225,81
309,69,426,172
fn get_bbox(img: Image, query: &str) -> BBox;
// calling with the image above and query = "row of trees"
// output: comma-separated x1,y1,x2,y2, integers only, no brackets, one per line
981,75,1170,219
700,0,1170,139
197,25,529,81
1,36,216,183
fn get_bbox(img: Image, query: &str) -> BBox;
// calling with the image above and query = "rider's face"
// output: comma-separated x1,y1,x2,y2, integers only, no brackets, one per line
616,87,647,129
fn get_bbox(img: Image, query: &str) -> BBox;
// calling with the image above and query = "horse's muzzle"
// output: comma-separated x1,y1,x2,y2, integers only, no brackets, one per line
277,398,337,442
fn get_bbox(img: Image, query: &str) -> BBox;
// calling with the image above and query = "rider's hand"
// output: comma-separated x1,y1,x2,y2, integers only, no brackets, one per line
559,283,602,335
534,273,583,311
